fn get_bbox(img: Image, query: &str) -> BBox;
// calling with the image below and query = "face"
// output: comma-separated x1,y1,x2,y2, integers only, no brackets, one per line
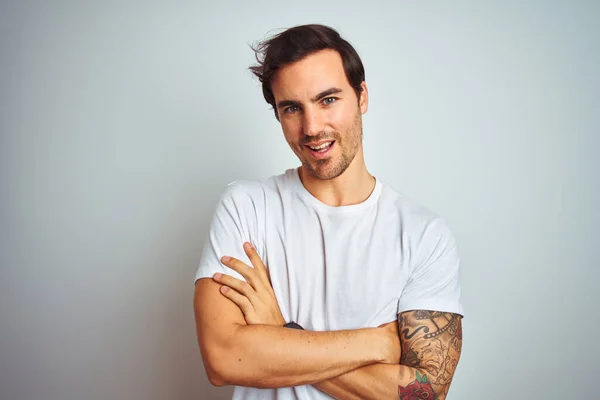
271,49,368,180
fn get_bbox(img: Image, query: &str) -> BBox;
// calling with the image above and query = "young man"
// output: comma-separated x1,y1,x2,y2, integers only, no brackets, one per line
193,24,464,400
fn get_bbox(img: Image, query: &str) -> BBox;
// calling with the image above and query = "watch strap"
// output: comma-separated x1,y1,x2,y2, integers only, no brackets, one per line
283,321,304,330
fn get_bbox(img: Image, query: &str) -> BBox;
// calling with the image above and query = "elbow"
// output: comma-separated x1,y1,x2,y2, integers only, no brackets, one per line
200,326,261,387
202,340,250,387
202,347,235,387
207,356,256,388
206,368,228,387
204,349,268,388
198,325,245,386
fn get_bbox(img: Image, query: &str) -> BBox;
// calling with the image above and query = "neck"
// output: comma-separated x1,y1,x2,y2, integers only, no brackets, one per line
298,148,375,207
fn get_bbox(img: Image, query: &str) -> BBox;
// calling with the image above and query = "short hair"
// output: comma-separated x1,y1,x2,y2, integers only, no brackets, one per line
249,24,366,121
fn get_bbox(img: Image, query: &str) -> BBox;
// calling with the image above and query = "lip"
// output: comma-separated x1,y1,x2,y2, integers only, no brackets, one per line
305,140,334,147
305,140,335,159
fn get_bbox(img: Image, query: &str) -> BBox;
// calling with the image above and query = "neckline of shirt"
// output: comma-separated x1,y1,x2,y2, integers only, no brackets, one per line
290,167,382,214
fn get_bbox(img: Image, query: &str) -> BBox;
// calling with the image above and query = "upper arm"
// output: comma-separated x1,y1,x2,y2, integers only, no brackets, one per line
194,183,262,283
396,217,464,398
398,217,463,316
193,183,260,385
398,310,462,399
193,278,246,385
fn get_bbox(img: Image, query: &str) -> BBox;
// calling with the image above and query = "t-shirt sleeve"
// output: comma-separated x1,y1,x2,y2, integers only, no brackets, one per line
194,183,261,284
397,218,464,317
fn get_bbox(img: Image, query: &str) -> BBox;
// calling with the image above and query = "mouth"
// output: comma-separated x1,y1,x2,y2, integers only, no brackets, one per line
305,140,335,159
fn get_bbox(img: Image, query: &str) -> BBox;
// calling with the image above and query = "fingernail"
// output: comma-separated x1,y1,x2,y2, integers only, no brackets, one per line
213,273,222,280
221,256,230,263
244,242,253,250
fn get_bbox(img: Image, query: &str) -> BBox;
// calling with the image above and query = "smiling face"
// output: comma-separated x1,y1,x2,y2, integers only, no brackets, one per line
271,49,368,180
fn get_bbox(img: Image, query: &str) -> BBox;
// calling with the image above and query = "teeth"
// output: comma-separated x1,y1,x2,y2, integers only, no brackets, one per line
309,142,332,150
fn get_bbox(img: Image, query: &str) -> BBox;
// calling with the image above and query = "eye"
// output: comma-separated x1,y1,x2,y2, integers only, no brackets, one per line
322,97,337,105
284,105,300,114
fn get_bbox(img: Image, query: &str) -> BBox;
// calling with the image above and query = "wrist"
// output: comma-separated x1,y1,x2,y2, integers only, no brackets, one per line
283,321,304,330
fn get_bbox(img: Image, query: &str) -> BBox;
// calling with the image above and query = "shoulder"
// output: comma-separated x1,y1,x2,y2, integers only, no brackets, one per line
381,182,452,230
379,182,457,251
217,169,294,208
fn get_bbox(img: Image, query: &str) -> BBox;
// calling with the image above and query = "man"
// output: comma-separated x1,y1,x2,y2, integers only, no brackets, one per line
193,24,463,400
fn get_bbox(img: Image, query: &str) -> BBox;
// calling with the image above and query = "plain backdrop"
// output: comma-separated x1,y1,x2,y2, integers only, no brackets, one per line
1,1,598,399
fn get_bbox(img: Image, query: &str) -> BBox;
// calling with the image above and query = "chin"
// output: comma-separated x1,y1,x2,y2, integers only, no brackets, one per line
303,160,347,180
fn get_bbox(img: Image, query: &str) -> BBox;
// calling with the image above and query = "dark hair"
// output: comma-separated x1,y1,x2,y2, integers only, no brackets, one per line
249,24,365,121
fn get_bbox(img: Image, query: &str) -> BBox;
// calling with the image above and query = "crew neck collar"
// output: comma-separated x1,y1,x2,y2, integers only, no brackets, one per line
290,167,382,214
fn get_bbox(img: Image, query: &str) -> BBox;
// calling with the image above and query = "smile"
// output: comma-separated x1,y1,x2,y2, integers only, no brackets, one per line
305,141,335,159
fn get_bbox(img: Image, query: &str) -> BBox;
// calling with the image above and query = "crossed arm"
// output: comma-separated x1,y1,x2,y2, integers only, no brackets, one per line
311,310,462,400
193,242,462,399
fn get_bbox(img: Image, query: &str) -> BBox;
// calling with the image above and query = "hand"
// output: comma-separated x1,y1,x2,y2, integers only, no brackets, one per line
378,320,401,364
213,242,286,326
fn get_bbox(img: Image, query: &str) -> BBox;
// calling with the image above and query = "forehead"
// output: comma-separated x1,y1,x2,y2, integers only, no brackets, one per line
271,49,349,100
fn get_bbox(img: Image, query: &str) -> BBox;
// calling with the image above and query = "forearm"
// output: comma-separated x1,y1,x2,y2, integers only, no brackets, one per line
314,364,447,400
217,324,385,388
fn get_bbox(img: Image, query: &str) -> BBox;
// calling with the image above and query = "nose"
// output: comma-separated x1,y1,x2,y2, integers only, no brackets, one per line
302,107,325,137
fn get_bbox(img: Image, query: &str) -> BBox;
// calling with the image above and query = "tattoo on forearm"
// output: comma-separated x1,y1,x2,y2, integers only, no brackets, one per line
397,310,463,399
398,371,437,400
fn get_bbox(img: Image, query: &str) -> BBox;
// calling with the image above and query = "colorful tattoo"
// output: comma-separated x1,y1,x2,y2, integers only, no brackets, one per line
398,371,438,400
398,310,463,399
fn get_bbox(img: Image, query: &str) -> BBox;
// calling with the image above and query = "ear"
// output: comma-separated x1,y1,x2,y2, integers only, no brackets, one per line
359,81,369,114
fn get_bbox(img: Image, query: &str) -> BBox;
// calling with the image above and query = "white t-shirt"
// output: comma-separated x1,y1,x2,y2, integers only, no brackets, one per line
195,167,463,400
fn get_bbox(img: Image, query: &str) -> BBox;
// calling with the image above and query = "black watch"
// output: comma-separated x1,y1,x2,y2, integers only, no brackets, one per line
283,321,304,330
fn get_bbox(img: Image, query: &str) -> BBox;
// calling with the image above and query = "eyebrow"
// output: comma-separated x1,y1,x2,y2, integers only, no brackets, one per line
276,87,343,110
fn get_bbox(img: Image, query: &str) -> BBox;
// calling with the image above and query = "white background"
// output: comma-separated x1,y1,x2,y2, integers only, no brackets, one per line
1,1,598,399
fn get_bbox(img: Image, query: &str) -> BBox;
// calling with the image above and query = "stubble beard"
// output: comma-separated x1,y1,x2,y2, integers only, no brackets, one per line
300,111,363,181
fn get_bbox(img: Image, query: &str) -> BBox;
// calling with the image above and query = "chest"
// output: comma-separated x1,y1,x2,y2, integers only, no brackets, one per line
262,206,410,330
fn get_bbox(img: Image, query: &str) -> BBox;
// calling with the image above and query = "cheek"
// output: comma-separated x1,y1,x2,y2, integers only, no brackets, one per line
281,124,302,146
327,107,346,126
329,104,357,130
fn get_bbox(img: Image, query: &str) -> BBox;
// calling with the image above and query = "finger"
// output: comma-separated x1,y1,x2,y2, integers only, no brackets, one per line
213,273,258,302
219,285,254,316
221,256,262,290
243,242,272,290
